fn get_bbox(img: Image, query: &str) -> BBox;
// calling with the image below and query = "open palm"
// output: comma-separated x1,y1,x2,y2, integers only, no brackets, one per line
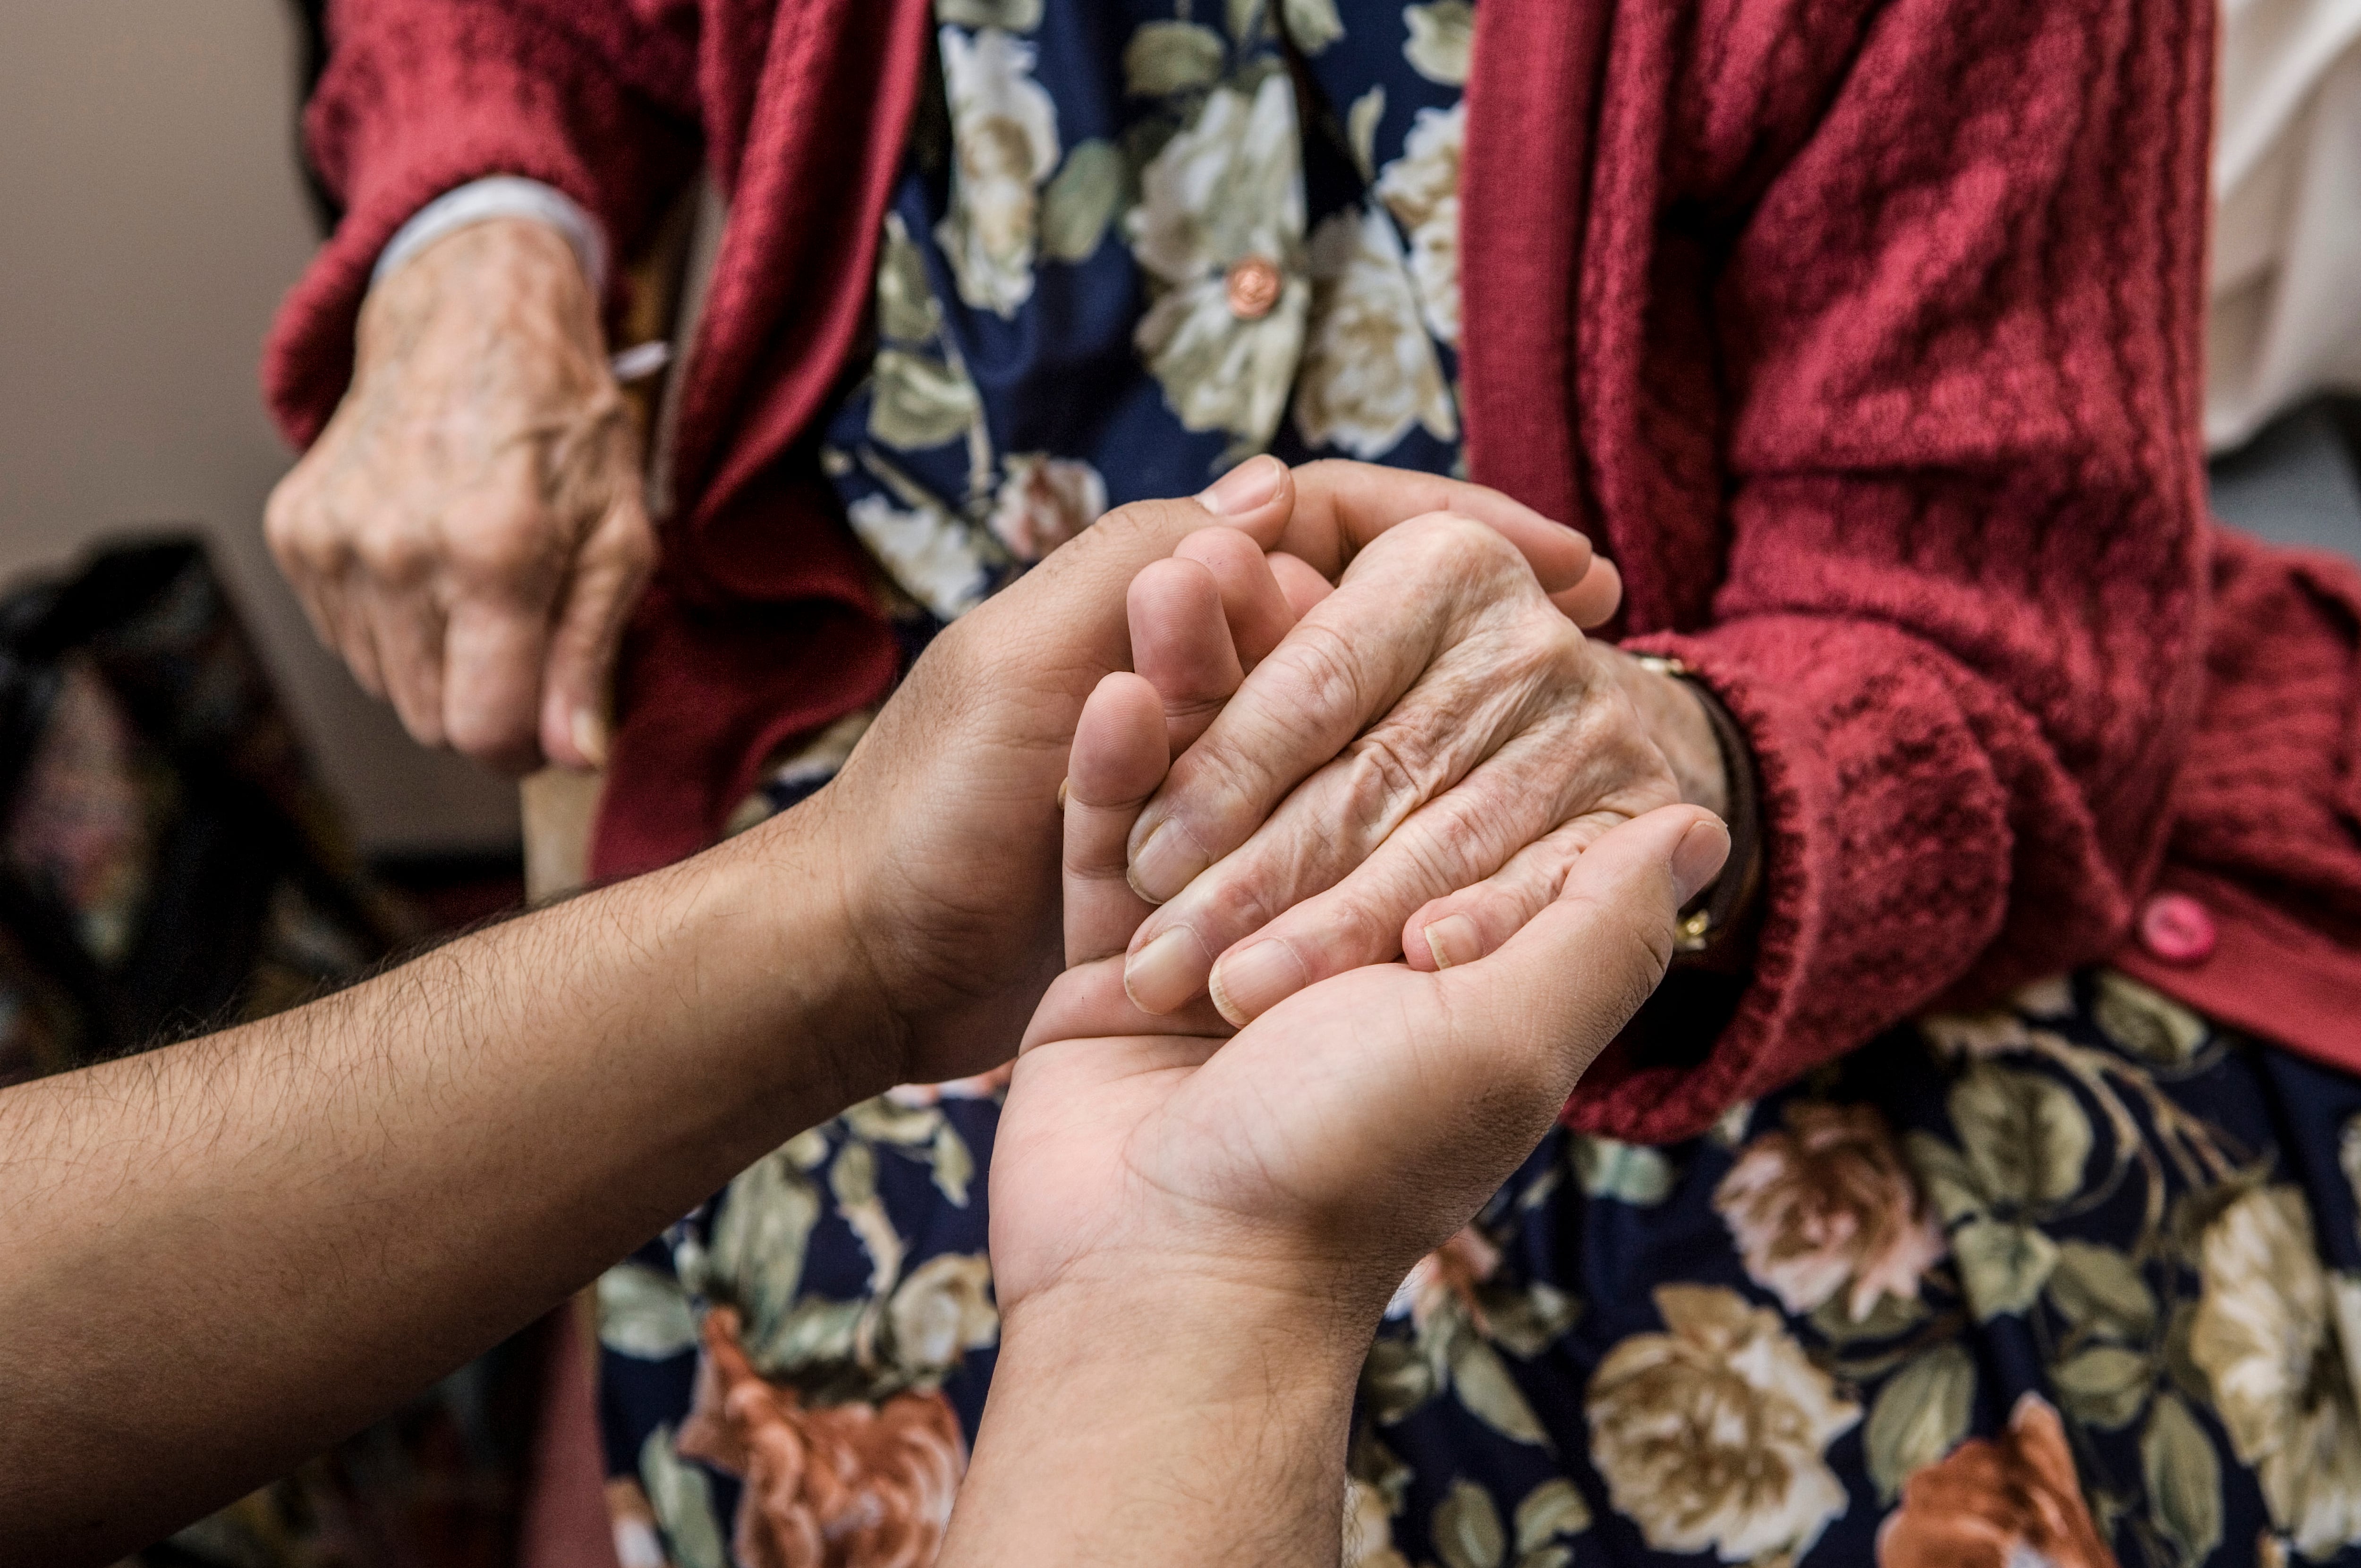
987,665,1729,1324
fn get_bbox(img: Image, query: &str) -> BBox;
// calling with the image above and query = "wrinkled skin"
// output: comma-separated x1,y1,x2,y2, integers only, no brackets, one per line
265,219,648,773
1118,509,1729,1026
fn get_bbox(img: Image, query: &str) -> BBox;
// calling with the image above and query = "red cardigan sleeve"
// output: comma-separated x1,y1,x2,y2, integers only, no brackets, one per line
262,0,704,448
1560,0,2216,1139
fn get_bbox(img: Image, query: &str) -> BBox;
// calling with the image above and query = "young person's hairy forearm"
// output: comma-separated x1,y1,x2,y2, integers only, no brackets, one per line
946,1270,1371,1566
0,807,878,1564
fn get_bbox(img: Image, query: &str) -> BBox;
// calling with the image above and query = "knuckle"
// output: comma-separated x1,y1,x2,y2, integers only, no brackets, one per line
1422,511,1521,571
1317,889,1399,963
449,517,560,594
1194,862,1283,942
442,705,528,766
1268,618,1366,721
355,527,434,586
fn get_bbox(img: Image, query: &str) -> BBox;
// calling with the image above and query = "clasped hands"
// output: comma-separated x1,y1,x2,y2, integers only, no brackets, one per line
897,457,1730,1559
809,455,1729,1357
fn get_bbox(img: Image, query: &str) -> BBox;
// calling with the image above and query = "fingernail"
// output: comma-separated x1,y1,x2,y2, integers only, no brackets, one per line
1057,776,1070,811
1127,817,1211,904
1124,926,1212,1014
1197,454,1283,517
1422,915,1479,970
571,707,609,769
1671,818,1732,905
1209,940,1307,1026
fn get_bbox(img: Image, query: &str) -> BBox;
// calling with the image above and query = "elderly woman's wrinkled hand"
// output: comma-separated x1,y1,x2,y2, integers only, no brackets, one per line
264,219,650,773
1117,500,1732,1025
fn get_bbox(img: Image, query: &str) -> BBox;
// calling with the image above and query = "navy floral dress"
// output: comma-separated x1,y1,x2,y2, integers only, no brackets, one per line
595,5,2361,1567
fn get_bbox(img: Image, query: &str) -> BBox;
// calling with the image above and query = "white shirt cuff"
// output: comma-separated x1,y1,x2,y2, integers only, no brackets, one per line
370,176,610,295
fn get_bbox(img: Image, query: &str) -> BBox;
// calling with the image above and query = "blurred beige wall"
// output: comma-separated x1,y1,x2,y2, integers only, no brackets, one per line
0,1,520,854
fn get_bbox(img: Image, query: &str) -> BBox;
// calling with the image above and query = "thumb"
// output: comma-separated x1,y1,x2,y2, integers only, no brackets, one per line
538,492,655,770
1433,805,1729,1090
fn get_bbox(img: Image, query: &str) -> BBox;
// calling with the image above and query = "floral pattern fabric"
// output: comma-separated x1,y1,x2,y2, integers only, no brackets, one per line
606,957,2361,1568
816,0,1472,624
598,3,2361,1566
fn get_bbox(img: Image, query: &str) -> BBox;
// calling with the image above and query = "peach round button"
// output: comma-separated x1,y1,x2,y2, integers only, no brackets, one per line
2137,892,2216,966
1225,255,1282,319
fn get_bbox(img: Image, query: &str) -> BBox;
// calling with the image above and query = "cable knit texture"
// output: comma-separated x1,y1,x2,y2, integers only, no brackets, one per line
264,0,2361,1140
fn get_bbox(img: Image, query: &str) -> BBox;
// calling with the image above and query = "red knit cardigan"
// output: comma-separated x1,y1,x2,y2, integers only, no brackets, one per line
266,0,2361,1140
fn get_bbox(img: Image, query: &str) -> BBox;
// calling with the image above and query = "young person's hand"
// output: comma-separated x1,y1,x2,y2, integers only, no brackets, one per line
943,670,1725,1566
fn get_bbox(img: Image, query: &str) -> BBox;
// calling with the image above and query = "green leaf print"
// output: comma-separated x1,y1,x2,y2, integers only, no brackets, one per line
1950,1063,2094,1208
1226,0,1267,45
1902,1128,1990,1224
875,213,942,345
704,1143,823,1347
749,1294,865,1376
2141,1391,2225,1566
840,1096,944,1147
1040,139,1126,262
936,0,1044,28
1484,1280,1581,1359
1122,21,1226,97
597,1263,701,1361
1448,1335,1548,1446
869,347,984,449
1570,1135,1676,1206
1512,1477,1591,1552
640,1426,728,1568
2047,1240,2158,1342
1361,1334,1438,1424
1809,1284,1928,1346
1433,1478,1507,1568
2053,1344,2155,1430
1279,0,1346,52
1865,1344,1975,1501
2092,971,2210,1065
928,1121,975,1205
1953,1217,2060,1319
1401,0,1473,84
1342,85,1386,182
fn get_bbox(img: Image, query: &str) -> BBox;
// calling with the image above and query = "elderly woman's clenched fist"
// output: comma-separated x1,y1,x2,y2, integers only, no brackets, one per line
264,219,650,773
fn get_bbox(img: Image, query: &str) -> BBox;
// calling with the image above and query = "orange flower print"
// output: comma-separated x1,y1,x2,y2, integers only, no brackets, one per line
1713,1102,1946,1323
677,1306,967,1568
1876,1393,2116,1568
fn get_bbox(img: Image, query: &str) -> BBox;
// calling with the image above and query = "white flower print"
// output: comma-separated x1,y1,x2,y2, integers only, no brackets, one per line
1373,101,1463,347
1128,72,1310,455
1402,1,1474,85
987,452,1106,561
2189,1187,2361,1558
1587,1284,1860,1563
886,1253,1000,1374
1342,1476,1412,1568
1292,204,1457,459
934,26,1062,318
846,492,995,620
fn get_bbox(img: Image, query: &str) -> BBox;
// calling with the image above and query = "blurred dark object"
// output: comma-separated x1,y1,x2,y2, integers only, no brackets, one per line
0,536,417,1077
2208,394,2361,562
289,0,340,233
0,536,534,1567
373,848,526,933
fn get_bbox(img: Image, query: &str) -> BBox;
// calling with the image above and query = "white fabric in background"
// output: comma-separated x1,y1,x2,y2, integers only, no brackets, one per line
2209,0,2361,449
